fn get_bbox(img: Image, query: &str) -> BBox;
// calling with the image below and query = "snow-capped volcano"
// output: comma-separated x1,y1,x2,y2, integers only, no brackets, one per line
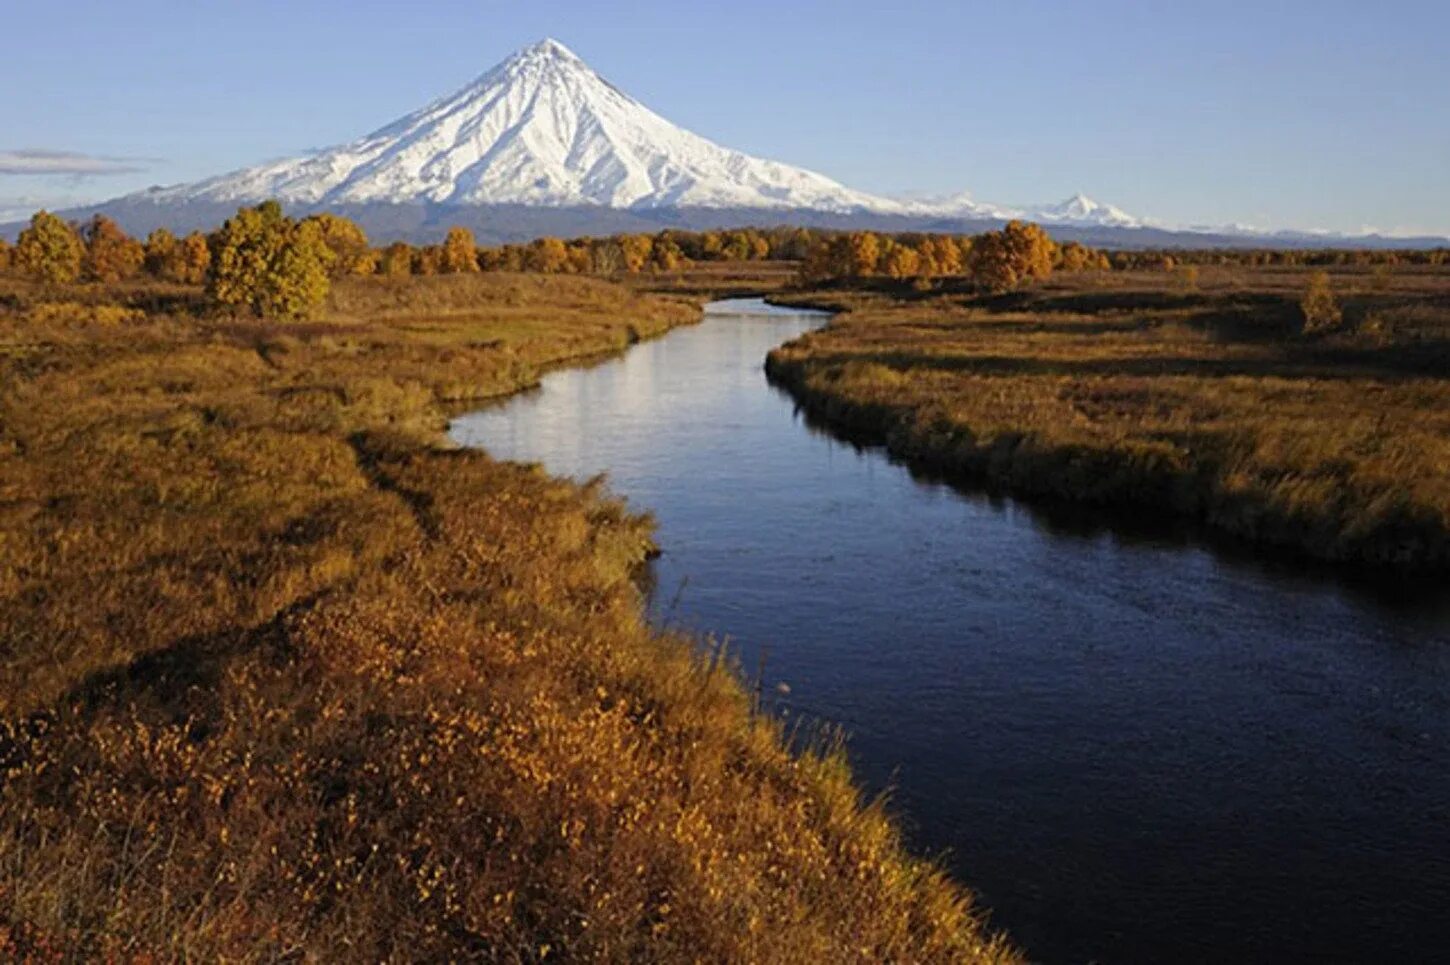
143,39,903,213
1026,193,1141,228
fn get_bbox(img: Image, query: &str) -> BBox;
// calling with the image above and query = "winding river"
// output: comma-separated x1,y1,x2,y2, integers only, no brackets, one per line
450,298,1450,964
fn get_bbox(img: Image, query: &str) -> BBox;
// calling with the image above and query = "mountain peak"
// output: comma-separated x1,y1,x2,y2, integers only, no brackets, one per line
126,40,1144,227
140,38,895,212
505,37,585,69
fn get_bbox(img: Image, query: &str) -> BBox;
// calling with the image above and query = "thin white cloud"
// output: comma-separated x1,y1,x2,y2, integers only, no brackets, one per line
0,149,154,177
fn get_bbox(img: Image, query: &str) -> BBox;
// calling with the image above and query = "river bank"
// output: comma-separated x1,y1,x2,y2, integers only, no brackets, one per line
766,267,1450,569
454,293,1450,965
0,273,1014,961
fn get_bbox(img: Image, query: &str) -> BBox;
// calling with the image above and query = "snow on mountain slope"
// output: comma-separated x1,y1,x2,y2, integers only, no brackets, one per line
144,39,905,213
134,38,1150,230
1025,193,1141,228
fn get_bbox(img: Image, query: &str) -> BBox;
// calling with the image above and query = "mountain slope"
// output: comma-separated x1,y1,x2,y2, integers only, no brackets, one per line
141,39,905,214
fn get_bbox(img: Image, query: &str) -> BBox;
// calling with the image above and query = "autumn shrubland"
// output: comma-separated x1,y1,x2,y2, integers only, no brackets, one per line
768,263,1450,567
0,265,1014,961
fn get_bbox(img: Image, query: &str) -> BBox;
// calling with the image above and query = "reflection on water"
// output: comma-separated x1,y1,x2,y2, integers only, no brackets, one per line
451,298,1450,965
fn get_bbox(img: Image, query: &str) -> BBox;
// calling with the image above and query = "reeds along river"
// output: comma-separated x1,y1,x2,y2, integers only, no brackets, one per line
450,298,1450,965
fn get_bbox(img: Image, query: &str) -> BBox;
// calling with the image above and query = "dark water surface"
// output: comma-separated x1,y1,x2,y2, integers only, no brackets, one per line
451,299,1450,964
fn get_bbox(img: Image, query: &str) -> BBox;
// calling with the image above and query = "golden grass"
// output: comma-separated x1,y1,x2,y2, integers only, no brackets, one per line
0,272,1015,961
767,265,1450,567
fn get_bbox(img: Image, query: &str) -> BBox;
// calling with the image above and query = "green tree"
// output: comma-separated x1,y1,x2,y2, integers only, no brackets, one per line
206,201,332,318
15,210,84,284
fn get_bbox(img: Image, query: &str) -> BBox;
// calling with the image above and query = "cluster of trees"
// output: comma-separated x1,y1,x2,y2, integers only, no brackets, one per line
7,202,1444,320
798,222,1110,291
3,205,386,318
1110,247,1449,269
3,211,212,286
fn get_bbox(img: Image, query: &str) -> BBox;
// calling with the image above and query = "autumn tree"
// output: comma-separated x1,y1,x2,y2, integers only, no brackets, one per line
969,221,1057,293
618,235,653,273
15,210,84,284
880,241,922,280
174,232,212,284
651,236,686,272
206,200,332,318
143,228,178,277
0,239,12,274
590,240,625,274
919,235,963,277
79,215,144,283
1057,241,1093,272
307,213,374,276
440,226,479,273
1300,271,1342,334
379,242,415,277
525,236,570,273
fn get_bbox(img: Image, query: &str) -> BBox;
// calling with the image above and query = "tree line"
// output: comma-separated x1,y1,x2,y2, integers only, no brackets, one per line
3,204,1445,320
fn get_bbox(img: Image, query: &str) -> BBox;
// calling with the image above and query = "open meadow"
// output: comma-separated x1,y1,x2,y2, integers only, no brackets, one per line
0,271,1014,961
768,263,1450,568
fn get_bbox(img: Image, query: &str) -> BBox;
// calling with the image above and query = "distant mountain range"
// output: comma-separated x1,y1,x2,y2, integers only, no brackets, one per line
4,39,1445,248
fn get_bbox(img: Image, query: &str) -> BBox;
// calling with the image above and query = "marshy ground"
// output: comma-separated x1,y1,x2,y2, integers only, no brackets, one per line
768,264,1450,568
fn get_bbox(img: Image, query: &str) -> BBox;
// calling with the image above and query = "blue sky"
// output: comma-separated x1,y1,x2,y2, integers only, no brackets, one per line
3,0,1446,234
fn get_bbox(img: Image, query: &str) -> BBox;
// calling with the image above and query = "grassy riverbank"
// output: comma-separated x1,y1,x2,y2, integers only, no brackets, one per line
0,273,1015,961
767,265,1450,568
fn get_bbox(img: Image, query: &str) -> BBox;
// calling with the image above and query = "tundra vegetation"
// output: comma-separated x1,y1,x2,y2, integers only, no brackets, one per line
0,208,1017,961
767,259,1450,567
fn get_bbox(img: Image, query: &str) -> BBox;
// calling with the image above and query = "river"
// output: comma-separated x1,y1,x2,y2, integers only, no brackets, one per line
450,298,1450,964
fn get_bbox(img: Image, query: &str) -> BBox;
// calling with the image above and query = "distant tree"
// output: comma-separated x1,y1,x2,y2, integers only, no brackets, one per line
143,228,178,278
307,213,374,276
919,235,963,277
413,246,443,275
618,235,653,273
206,200,332,318
651,236,685,272
174,232,212,284
1173,265,1200,292
525,236,570,273
565,242,593,274
1369,264,1393,292
590,240,625,274
380,242,415,277
880,242,922,280
969,221,1056,292
439,226,479,273
1300,271,1342,334
79,215,144,283
1057,241,1092,272
840,232,880,278
16,210,84,284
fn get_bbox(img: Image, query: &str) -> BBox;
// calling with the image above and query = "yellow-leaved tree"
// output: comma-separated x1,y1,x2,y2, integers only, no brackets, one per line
206,201,333,318
308,213,375,276
16,210,84,284
969,221,1058,293
1300,271,1342,334
440,226,479,273
143,227,178,278
80,215,145,283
